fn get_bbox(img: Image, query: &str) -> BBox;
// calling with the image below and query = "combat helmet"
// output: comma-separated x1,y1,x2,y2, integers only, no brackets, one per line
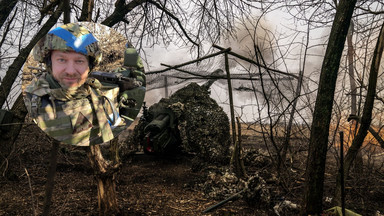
33,23,102,69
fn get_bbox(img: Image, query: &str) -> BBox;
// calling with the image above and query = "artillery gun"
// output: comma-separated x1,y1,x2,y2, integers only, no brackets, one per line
129,69,231,163
142,106,180,154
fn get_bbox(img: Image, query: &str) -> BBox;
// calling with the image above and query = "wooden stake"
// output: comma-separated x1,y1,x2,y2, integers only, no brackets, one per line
339,131,346,216
42,139,60,216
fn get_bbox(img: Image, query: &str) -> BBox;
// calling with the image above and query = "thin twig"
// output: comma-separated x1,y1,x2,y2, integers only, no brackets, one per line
25,168,37,216
1,157,9,177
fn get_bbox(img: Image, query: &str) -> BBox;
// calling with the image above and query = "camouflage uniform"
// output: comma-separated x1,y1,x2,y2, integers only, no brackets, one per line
112,43,146,121
24,23,144,146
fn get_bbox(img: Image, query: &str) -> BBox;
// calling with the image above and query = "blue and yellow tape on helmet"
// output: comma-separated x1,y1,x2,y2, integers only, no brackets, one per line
49,27,98,55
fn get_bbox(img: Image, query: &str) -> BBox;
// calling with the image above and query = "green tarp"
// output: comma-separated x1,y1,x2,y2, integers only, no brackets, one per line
325,206,362,216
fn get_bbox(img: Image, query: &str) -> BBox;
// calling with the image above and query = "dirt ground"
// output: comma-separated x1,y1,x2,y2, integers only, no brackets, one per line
0,124,259,216
1,123,384,215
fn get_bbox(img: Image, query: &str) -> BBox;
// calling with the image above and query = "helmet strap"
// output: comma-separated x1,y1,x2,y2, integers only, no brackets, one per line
45,73,61,89
44,54,52,73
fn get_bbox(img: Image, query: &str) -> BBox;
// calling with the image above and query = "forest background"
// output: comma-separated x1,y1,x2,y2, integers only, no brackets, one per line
1,0,384,215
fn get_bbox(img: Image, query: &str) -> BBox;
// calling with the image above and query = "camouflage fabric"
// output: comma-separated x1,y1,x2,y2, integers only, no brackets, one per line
24,73,99,101
33,23,102,65
124,43,144,69
24,73,121,146
109,44,146,122
121,42,146,84
26,23,144,145
119,86,146,121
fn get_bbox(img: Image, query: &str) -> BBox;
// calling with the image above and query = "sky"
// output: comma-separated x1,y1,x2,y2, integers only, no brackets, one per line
1,2,330,125
140,9,327,123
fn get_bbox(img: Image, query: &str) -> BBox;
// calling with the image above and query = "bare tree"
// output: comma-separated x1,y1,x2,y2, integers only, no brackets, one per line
334,20,384,206
2,0,384,214
0,0,18,29
0,1,65,170
304,0,357,214
0,0,254,214
243,1,384,214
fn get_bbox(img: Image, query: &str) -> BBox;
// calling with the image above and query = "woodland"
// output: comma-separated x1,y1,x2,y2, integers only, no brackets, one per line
1,0,384,215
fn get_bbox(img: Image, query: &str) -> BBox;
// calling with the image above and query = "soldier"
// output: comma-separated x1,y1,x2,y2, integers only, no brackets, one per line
24,23,145,146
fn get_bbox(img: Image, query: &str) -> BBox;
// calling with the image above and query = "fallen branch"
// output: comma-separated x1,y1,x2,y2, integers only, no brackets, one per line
202,189,244,213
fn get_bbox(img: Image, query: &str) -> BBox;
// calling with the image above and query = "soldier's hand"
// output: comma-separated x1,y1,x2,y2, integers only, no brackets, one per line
119,92,136,108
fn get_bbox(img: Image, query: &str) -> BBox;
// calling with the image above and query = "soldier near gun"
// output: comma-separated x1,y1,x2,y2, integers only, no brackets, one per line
24,23,145,146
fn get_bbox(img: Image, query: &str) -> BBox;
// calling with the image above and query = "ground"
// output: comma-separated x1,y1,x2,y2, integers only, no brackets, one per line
0,124,257,216
1,123,384,215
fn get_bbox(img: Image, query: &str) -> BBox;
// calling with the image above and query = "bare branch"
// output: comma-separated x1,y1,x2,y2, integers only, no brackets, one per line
147,0,198,46
78,0,94,22
0,0,18,29
0,1,64,108
101,0,145,27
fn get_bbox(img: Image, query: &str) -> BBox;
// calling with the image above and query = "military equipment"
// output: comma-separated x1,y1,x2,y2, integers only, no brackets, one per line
90,71,142,91
124,43,144,69
143,111,180,154
129,70,230,161
89,70,145,121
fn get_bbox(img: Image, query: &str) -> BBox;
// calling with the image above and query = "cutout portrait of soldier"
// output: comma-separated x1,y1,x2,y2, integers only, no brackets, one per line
23,22,146,146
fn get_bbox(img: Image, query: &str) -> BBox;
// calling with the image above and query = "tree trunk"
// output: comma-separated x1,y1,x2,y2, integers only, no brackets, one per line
281,22,311,168
0,94,28,177
87,141,121,215
303,0,357,214
281,68,304,168
346,20,364,180
63,0,71,24
347,21,357,116
0,0,18,29
334,21,384,206
0,0,63,180
42,139,60,216
232,117,247,178
348,115,384,148
79,0,94,22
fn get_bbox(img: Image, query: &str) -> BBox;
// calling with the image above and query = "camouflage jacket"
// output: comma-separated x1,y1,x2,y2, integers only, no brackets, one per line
24,73,124,146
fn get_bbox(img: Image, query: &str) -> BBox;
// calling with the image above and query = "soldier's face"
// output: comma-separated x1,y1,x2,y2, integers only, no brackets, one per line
51,50,90,88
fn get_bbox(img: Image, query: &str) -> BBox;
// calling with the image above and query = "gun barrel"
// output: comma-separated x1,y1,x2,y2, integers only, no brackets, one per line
90,71,120,82
90,71,141,90
144,114,170,134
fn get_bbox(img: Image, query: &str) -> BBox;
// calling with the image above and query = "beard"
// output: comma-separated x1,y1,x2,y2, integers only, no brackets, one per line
55,73,87,89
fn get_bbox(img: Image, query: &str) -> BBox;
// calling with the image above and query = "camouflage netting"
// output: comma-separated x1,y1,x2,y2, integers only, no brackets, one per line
242,174,271,206
198,167,271,208
166,82,230,163
242,148,273,169
199,168,243,200
198,148,275,206
126,82,231,163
